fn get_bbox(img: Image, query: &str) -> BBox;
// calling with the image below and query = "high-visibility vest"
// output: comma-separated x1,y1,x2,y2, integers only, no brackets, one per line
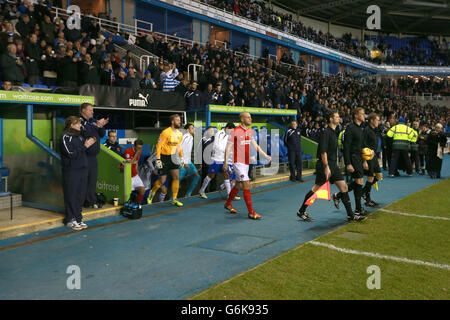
386,124,414,150
410,128,419,152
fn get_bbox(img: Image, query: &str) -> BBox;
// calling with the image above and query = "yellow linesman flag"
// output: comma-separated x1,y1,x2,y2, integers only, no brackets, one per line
305,181,331,206
373,174,382,191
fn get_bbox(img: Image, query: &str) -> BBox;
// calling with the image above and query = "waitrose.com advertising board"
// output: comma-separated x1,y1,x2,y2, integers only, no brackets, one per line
96,145,131,204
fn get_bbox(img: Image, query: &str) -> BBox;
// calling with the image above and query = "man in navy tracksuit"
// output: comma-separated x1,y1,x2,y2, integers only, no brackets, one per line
60,116,97,230
80,103,109,208
284,120,303,182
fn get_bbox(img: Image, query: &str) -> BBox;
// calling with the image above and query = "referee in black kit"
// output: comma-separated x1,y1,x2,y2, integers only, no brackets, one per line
297,110,365,222
340,107,369,216
362,113,383,207
80,103,109,209
284,120,303,182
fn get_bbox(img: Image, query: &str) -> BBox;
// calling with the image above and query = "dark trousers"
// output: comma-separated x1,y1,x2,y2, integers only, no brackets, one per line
419,154,426,170
410,151,420,172
84,156,98,206
429,156,443,177
389,149,412,175
62,167,88,224
382,147,391,170
288,149,302,179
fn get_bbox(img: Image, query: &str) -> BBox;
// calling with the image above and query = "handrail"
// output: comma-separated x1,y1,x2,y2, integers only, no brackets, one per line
42,2,449,74
26,105,61,161
50,6,153,35
113,44,143,71
214,40,227,50
161,0,450,73
140,55,159,72
188,63,202,81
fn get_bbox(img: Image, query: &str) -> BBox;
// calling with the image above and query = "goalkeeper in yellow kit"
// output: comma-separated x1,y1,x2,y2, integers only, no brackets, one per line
148,114,184,207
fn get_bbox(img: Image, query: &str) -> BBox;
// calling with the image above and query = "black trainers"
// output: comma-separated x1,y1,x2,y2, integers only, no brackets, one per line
365,200,379,207
355,208,369,216
297,210,314,222
362,192,368,201
348,213,366,221
332,193,340,210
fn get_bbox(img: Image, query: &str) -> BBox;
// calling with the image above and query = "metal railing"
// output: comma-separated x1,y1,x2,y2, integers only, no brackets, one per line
214,40,227,49
113,44,143,70
50,6,153,36
46,3,371,82
188,64,202,82
140,55,159,74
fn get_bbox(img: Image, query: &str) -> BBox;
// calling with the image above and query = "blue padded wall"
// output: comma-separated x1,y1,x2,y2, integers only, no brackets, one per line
136,1,166,33
167,11,192,40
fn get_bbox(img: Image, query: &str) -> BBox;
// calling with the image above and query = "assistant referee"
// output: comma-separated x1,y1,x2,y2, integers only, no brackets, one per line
298,110,365,222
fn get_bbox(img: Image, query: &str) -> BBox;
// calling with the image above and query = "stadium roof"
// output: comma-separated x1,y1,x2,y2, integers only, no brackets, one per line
274,0,450,36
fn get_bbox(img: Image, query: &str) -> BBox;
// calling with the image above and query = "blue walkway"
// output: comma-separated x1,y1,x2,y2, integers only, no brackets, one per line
0,158,448,299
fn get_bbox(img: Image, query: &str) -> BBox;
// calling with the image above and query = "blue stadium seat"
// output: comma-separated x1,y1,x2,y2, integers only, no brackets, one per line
33,84,48,89
21,83,31,87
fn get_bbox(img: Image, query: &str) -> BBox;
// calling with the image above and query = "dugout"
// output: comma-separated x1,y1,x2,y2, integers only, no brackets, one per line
0,86,187,214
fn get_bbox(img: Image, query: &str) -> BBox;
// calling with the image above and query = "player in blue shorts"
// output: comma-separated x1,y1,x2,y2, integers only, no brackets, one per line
198,123,240,200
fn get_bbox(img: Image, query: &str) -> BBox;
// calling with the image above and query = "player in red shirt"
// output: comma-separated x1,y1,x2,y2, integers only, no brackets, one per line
123,139,145,204
223,112,271,219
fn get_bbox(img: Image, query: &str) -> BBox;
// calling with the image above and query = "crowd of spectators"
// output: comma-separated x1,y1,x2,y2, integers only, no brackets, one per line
394,76,449,96
0,0,145,88
201,0,450,66
371,36,450,66
0,0,448,135
134,32,450,134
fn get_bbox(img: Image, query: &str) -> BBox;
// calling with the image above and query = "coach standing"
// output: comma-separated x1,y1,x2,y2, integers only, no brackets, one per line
80,103,109,208
284,120,303,182
60,116,96,231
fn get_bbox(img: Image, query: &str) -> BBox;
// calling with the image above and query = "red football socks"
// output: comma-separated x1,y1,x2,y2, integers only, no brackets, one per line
137,194,144,204
243,189,253,213
225,186,240,207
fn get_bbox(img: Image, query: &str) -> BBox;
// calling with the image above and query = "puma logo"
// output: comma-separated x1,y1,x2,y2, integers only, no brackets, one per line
138,93,149,104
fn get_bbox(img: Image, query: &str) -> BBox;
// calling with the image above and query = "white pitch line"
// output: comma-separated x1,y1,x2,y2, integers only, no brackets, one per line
309,241,450,270
379,208,450,221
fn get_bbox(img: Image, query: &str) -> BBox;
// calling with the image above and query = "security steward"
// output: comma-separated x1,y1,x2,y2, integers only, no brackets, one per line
103,130,123,156
386,117,414,178
80,103,109,208
343,107,369,216
60,116,96,231
284,120,303,182
362,113,383,207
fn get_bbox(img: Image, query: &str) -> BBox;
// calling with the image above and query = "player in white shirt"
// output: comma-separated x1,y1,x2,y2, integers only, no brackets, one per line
198,123,240,200
179,123,201,197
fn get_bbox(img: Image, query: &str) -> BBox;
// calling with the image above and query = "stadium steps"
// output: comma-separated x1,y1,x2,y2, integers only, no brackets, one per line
0,194,21,210
251,168,314,189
